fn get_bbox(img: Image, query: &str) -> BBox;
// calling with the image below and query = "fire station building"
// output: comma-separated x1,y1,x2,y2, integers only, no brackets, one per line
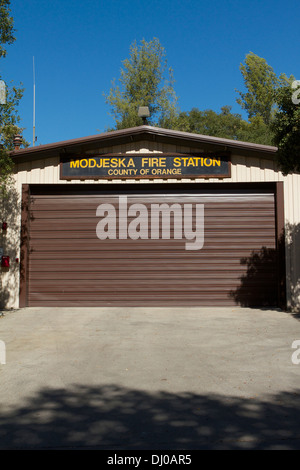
1,125,299,311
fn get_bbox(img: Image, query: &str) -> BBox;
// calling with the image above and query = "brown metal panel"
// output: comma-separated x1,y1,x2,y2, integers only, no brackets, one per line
19,184,30,307
275,181,286,308
26,185,279,307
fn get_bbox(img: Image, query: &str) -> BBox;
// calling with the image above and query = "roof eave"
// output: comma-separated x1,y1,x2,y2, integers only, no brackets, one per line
10,125,278,163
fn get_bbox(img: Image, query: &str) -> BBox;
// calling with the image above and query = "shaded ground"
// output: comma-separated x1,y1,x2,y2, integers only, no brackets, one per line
0,307,300,449
1,384,300,449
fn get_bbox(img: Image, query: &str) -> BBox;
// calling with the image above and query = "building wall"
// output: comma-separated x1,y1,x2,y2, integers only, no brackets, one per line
1,141,299,311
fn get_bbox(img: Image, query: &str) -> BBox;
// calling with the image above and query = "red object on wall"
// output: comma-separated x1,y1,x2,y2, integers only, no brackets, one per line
2,222,7,231
1,256,10,268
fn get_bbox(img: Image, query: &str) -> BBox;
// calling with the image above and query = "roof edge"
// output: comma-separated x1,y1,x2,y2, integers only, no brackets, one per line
10,125,278,158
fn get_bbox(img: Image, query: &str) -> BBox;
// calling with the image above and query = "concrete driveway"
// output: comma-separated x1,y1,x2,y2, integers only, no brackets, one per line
0,306,300,450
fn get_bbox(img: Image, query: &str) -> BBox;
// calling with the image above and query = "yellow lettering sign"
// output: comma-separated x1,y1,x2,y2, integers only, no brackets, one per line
70,159,79,168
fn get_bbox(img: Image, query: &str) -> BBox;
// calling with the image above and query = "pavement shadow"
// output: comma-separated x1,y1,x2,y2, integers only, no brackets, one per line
0,384,300,450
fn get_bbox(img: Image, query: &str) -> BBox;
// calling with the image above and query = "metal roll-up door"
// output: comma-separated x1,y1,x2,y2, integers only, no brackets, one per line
26,187,279,307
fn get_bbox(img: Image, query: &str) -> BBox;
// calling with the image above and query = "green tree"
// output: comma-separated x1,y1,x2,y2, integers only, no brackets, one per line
236,52,279,125
0,84,25,189
176,52,285,145
271,76,300,174
0,0,15,58
240,115,274,146
104,38,179,129
176,106,245,138
175,106,274,145
0,0,26,193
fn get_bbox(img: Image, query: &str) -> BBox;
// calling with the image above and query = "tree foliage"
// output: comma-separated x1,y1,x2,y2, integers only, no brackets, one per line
105,41,299,172
235,52,279,125
174,51,278,145
176,106,244,138
104,38,179,129
175,106,274,145
0,84,25,189
0,0,15,58
271,76,300,174
0,0,26,193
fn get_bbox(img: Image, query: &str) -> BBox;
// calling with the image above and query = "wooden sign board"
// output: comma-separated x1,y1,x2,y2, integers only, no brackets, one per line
60,153,231,180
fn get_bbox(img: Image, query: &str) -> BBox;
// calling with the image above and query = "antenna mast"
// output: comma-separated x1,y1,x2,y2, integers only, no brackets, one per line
33,56,36,146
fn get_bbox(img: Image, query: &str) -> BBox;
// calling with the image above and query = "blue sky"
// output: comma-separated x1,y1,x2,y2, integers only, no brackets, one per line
1,0,300,146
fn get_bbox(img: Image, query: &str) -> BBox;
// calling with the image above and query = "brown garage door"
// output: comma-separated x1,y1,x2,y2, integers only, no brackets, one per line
23,184,281,307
